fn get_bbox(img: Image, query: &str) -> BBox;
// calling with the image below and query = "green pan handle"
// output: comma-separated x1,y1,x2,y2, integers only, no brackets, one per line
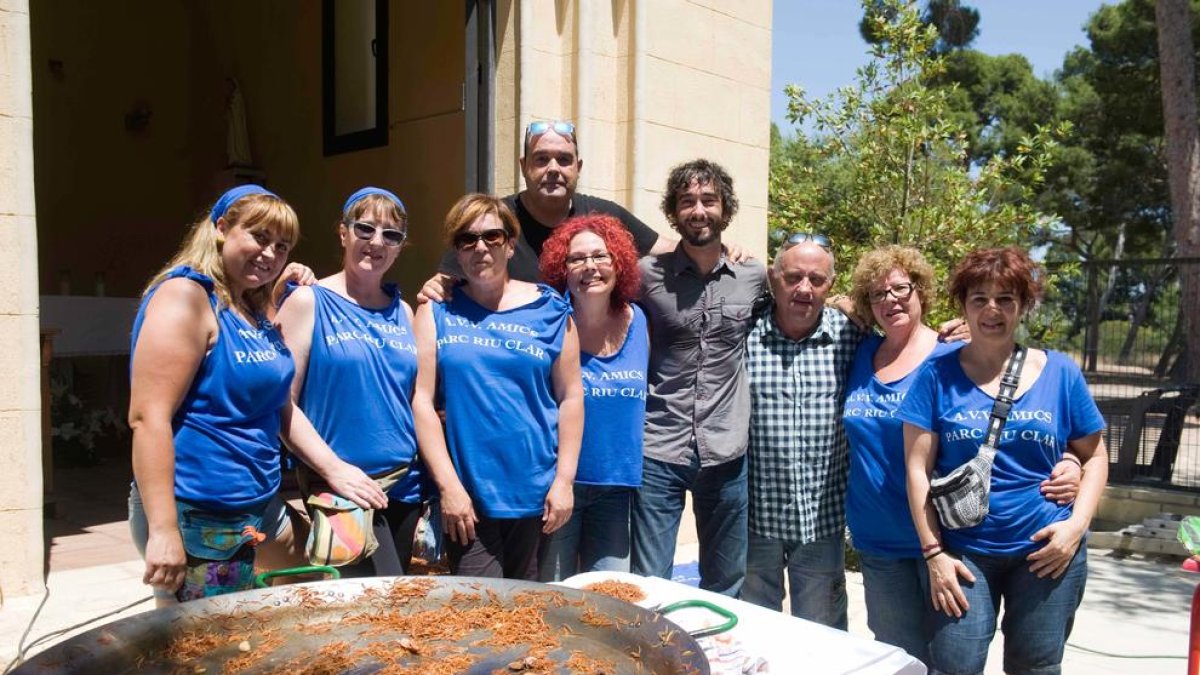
658,599,738,638
254,565,341,588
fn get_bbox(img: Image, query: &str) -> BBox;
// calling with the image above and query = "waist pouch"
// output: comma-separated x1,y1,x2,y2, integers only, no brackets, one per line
299,464,410,567
176,500,267,561
929,444,996,530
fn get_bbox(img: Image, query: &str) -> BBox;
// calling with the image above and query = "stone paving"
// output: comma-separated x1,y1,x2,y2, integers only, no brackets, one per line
2,458,1196,674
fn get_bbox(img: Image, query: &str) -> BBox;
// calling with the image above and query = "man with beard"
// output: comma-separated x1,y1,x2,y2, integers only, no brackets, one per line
632,159,768,597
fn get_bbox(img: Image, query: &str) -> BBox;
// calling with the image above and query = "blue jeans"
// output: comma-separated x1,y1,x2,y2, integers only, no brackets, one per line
631,454,747,597
859,552,930,664
925,544,1088,675
743,532,847,629
538,485,633,582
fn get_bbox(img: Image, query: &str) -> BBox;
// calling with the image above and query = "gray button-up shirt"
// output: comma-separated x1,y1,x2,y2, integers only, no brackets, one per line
638,247,769,467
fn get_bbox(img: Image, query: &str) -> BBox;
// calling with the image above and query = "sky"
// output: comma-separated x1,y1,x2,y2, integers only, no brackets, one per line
771,0,1110,134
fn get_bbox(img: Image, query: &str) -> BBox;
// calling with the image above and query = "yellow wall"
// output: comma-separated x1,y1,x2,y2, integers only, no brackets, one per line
31,1,466,300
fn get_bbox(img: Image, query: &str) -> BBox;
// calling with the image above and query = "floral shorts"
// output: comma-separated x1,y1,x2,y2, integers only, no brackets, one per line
177,545,256,602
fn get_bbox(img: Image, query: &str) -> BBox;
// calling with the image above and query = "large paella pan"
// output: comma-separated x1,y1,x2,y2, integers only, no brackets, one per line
14,576,718,674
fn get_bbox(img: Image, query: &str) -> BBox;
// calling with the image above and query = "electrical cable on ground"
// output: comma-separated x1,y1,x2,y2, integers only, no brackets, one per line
3,587,154,675
1066,641,1186,660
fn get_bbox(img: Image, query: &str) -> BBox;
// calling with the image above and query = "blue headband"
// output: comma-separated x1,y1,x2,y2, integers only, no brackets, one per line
210,184,278,223
342,187,406,217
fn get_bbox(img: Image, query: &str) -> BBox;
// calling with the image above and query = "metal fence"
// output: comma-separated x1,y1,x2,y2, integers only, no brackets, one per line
1037,258,1200,490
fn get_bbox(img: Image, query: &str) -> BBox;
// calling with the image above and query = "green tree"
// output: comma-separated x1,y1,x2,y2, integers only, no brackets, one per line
774,0,1062,326
860,0,981,53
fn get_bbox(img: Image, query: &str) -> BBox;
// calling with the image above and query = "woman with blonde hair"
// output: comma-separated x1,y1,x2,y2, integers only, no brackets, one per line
412,193,583,580
129,185,310,602
275,186,428,575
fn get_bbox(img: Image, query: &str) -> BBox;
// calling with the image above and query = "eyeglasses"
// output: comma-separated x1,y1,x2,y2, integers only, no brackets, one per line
350,221,406,247
524,120,578,148
780,232,833,251
454,228,509,251
868,282,917,304
565,252,613,269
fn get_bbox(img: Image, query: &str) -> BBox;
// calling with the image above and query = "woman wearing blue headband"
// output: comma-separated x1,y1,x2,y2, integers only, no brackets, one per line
275,186,429,575
128,185,309,603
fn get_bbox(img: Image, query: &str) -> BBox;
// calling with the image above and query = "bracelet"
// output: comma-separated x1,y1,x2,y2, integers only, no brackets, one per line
920,542,942,554
1060,454,1082,467
924,549,944,561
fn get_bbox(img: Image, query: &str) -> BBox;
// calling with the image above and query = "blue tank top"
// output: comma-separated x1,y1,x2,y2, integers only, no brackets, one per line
432,284,572,518
577,304,648,487
843,335,961,558
130,266,294,510
296,284,424,502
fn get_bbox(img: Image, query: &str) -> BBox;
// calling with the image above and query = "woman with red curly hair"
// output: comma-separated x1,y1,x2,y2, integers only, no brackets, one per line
536,213,648,581
901,246,1108,674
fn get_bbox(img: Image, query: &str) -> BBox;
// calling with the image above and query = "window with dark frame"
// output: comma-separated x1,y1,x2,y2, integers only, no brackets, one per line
322,0,388,156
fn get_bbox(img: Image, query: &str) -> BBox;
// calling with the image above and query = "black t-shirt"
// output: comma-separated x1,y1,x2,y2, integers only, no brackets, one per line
439,192,662,282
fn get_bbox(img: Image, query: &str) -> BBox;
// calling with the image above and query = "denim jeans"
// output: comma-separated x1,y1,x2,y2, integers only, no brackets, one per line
631,454,747,597
859,552,931,664
925,544,1088,675
537,484,633,582
743,532,848,629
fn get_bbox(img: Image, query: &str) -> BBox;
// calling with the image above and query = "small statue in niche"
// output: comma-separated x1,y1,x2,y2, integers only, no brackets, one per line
225,78,254,168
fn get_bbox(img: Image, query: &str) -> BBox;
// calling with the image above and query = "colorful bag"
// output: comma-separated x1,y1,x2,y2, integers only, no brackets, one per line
299,465,410,568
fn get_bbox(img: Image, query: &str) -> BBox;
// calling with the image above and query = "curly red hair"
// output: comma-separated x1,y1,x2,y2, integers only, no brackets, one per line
539,214,642,311
948,245,1044,312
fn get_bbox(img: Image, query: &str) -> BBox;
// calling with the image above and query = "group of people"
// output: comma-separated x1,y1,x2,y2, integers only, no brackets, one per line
128,119,1107,674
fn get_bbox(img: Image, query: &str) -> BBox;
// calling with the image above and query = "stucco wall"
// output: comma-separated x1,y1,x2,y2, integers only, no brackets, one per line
495,0,772,257
30,1,465,300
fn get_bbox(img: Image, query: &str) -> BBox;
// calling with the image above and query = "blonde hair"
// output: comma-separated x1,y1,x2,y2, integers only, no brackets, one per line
849,246,936,328
443,193,521,247
342,193,407,228
144,193,300,313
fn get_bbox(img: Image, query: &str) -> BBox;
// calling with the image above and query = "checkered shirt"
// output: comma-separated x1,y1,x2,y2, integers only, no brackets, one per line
746,306,865,542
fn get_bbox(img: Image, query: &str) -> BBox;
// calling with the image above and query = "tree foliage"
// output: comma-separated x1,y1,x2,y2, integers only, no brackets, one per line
772,0,1061,325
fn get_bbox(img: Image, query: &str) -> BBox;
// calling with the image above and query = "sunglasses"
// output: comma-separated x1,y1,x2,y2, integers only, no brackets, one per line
868,282,917,304
524,120,578,148
350,221,406,247
781,232,833,251
454,228,509,251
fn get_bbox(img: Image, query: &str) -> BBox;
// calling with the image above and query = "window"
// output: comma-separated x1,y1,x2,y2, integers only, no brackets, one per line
322,0,388,155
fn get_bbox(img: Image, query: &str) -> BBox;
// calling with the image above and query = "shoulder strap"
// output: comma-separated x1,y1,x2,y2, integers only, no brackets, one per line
983,344,1027,449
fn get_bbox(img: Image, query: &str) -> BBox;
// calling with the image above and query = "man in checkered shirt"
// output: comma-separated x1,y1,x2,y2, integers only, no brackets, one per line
743,235,865,628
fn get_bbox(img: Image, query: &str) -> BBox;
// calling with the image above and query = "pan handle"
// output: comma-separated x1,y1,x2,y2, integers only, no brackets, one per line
253,565,341,588
657,599,738,638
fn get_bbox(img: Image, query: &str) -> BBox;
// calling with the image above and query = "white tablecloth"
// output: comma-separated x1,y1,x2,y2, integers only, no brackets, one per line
558,571,926,675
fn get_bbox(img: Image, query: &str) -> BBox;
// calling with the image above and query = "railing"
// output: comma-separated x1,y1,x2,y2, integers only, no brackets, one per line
1040,258,1200,490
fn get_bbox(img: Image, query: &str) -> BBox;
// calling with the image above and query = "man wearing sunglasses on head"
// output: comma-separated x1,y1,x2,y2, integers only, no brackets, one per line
741,233,864,628
420,120,751,300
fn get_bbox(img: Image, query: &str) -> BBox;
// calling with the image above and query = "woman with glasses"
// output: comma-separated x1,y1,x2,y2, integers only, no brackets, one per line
900,246,1104,674
842,246,1080,664
535,214,647,581
129,186,304,603
412,193,583,580
274,187,428,575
